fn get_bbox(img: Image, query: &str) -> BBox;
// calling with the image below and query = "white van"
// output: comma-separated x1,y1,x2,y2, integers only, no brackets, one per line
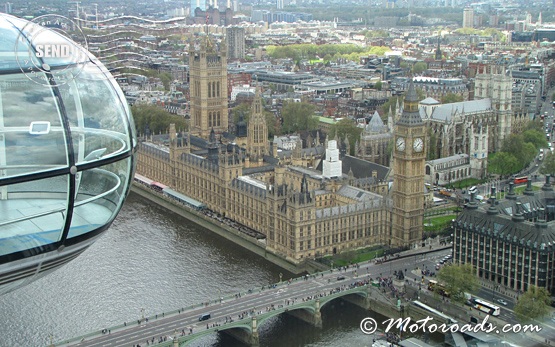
468,186,477,194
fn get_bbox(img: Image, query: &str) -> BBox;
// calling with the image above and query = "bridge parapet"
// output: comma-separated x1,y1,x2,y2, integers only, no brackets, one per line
168,285,372,347
56,273,404,347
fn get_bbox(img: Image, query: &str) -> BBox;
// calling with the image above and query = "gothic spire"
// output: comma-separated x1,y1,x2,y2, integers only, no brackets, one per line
396,80,423,127
435,34,442,61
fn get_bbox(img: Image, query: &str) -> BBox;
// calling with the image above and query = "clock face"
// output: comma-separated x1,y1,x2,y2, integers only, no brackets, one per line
413,137,424,152
396,137,405,151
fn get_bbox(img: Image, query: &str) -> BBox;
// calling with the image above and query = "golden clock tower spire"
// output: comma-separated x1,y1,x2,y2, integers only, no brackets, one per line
391,80,426,248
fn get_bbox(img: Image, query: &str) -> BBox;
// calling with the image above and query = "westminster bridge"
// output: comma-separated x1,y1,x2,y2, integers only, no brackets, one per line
53,252,447,347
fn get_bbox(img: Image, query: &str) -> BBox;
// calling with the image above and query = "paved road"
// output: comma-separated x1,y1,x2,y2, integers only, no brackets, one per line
60,260,412,347
413,251,555,346
58,248,555,347
59,251,435,347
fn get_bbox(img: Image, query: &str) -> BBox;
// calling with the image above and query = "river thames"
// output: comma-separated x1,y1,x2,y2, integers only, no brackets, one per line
1,192,381,347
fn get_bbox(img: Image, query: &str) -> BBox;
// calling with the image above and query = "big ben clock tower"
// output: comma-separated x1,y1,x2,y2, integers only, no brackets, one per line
391,81,426,248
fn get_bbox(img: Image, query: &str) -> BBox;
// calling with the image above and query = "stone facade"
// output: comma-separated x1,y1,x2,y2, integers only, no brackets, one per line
135,36,427,262
189,36,229,138
135,134,392,262
419,69,529,180
391,82,426,248
357,111,393,167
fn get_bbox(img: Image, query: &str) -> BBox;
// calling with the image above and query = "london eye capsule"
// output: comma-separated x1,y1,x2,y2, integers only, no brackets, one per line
0,13,137,294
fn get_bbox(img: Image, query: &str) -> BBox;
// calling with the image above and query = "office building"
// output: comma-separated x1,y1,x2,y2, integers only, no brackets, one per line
226,26,245,61
463,7,474,28
454,182,555,296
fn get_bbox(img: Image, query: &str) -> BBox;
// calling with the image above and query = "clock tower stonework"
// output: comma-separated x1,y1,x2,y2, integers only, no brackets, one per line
392,81,426,248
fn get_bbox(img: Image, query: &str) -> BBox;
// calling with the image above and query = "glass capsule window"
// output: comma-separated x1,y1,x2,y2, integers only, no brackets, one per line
0,13,136,286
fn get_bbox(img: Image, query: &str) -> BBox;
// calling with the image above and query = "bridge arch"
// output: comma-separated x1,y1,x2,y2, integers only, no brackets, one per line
178,320,255,346
154,285,372,346
319,289,369,311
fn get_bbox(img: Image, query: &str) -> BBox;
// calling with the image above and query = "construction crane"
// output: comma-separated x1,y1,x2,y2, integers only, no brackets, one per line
68,1,81,28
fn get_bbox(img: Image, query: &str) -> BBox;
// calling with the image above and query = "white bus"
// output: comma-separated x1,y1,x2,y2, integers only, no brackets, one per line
472,298,501,316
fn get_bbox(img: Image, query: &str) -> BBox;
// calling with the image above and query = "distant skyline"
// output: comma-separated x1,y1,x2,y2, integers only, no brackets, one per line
2,0,555,43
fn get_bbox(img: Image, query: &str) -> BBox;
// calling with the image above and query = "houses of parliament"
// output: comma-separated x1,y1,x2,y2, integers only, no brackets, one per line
135,35,426,263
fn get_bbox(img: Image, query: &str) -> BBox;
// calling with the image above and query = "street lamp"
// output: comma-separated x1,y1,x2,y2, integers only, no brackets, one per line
492,284,499,303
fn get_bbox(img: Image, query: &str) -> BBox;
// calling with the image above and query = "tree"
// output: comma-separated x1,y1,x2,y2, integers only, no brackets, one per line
362,29,390,38
437,263,479,303
540,152,555,176
231,102,277,138
265,112,277,138
412,62,428,74
441,93,464,104
514,286,552,323
375,81,383,91
329,118,363,156
159,72,172,91
521,142,538,167
231,103,251,124
526,119,544,132
487,152,520,177
522,129,548,150
490,131,545,176
131,104,187,135
280,102,318,134
427,129,438,160
415,87,426,100
502,134,537,170
455,27,480,35
380,95,401,115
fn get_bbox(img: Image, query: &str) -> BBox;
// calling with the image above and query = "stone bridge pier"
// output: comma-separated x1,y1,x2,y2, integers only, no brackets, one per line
342,286,405,321
220,317,260,346
285,299,322,328
340,289,372,310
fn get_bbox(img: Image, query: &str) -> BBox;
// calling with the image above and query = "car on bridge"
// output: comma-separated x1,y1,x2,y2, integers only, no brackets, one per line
199,313,211,321
337,276,346,281
496,299,508,306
